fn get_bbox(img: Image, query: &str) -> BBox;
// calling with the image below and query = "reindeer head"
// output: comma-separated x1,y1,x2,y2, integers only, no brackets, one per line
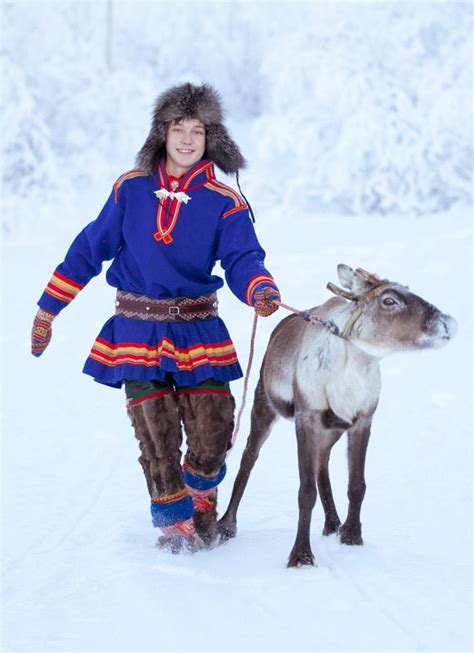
330,264,457,357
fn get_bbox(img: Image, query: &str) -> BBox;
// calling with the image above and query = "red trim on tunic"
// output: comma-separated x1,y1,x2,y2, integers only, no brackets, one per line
222,205,247,219
53,272,84,290
245,274,276,306
88,336,239,371
45,283,75,302
113,169,147,203
44,271,84,303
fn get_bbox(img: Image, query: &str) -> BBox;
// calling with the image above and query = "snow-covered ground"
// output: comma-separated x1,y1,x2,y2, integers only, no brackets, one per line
2,1,473,651
2,206,472,652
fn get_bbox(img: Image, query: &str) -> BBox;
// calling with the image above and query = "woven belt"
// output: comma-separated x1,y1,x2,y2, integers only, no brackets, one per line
115,290,218,322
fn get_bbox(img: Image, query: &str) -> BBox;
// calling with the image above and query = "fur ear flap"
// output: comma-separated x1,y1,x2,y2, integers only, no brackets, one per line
205,124,247,175
337,264,374,294
136,134,164,174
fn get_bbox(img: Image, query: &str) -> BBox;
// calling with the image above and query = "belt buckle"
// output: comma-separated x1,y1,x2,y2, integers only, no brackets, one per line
169,306,180,316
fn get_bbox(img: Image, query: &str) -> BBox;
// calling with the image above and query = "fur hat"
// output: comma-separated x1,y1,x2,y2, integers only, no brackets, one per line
136,83,246,175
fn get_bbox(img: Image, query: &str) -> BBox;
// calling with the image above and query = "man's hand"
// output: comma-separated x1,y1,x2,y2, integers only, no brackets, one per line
253,286,280,317
31,309,55,357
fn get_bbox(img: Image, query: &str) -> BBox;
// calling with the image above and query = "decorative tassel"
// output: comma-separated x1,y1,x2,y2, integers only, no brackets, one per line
187,486,217,513
154,189,191,204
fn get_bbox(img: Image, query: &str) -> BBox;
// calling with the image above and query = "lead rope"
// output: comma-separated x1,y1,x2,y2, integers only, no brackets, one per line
231,302,311,444
276,299,341,334
275,299,308,318
231,311,258,445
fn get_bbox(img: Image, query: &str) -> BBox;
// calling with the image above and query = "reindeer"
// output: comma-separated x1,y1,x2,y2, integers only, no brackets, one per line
219,265,457,567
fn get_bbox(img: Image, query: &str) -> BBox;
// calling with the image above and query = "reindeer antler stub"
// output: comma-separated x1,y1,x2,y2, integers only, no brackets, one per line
326,282,357,301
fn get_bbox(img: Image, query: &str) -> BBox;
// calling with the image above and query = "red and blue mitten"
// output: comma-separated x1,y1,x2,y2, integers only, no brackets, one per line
31,309,55,357
253,284,281,317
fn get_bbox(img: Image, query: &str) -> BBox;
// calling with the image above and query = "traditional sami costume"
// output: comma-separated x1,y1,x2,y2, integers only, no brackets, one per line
37,158,279,389
35,80,281,548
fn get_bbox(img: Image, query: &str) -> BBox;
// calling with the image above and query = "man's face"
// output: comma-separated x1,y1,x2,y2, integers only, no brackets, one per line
165,118,206,176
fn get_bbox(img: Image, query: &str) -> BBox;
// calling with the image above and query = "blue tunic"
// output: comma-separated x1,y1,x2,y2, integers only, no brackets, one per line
37,159,279,388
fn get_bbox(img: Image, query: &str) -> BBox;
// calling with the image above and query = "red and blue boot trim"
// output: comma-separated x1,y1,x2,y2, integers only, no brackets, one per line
182,462,226,492
150,488,194,528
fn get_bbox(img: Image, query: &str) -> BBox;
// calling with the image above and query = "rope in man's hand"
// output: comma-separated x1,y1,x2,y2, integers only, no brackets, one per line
253,286,280,317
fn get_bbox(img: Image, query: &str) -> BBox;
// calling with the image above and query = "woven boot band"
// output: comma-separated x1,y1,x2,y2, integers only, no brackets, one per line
115,290,218,322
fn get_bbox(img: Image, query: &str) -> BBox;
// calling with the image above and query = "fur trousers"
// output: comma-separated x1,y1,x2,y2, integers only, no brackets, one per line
125,377,235,539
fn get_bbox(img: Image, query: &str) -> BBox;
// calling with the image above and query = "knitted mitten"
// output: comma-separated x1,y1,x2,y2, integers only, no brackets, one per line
253,285,280,317
31,309,55,357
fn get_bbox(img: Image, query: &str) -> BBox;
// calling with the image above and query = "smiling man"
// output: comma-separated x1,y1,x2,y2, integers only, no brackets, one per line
31,82,280,553
166,118,206,177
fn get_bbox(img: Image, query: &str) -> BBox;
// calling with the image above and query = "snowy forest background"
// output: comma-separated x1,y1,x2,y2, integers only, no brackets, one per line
1,2,473,652
2,0,473,240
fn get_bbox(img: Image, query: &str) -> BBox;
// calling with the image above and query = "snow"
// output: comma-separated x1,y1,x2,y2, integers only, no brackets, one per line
1,1,473,652
2,209,472,652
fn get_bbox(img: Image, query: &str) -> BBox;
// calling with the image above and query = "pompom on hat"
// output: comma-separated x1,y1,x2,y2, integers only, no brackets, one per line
136,83,246,175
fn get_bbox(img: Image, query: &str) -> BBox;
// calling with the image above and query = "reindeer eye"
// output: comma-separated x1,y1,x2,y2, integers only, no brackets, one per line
382,297,397,306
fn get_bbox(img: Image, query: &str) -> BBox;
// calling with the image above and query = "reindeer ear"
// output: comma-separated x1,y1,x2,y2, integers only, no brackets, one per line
337,264,373,293
337,264,357,289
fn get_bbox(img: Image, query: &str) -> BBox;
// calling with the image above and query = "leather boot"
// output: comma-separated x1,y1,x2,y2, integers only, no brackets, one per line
187,486,218,546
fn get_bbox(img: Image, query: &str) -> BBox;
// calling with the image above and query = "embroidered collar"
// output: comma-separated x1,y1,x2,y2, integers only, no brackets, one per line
151,159,215,246
152,159,215,193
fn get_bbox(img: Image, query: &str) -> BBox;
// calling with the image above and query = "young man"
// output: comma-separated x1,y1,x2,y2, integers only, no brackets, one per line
31,83,280,552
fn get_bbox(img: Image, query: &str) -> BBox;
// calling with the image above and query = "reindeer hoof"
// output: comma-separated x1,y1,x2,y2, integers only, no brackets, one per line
322,519,341,536
217,518,237,542
287,550,316,568
339,525,363,546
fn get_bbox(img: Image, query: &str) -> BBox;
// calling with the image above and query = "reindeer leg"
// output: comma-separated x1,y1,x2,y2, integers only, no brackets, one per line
218,379,277,541
318,430,344,535
287,414,319,568
339,416,372,545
